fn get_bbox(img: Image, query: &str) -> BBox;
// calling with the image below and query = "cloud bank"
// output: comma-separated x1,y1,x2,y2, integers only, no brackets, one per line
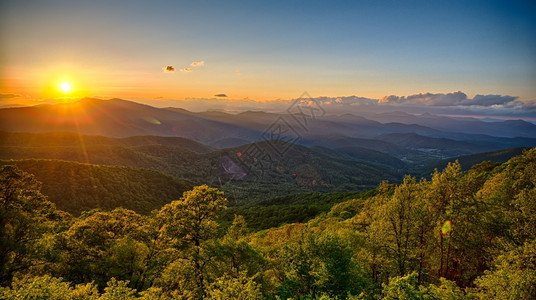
3,91,534,121
379,92,518,107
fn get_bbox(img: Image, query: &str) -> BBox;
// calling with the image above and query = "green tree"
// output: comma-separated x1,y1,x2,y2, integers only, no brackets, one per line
472,240,536,300
206,271,263,300
308,232,369,298
206,215,264,279
226,214,249,241
99,278,138,300
157,185,228,298
276,231,370,299
142,258,198,299
367,176,421,279
425,162,462,280
0,165,57,285
354,181,393,284
0,275,99,299
60,208,148,289
427,278,467,300
381,272,430,300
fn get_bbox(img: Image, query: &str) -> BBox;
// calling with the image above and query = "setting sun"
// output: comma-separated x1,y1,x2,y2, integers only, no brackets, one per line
60,82,72,93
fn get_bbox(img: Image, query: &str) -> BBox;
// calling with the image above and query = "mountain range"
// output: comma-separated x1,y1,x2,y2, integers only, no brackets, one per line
2,98,535,154
1,98,535,208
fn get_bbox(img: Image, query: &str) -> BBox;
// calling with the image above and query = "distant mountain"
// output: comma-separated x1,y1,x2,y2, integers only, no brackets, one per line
311,146,407,169
415,147,529,177
367,112,536,138
0,131,214,153
0,98,262,143
376,133,492,157
302,135,411,157
1,98,535,164
210,137,251,148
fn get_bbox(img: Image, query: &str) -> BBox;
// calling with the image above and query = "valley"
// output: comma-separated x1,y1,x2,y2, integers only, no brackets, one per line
0,98,533,214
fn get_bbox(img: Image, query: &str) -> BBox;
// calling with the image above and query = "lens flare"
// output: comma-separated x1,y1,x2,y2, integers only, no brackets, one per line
442,220,453,235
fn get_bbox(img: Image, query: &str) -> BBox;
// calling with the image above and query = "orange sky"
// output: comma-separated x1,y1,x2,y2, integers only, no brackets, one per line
1,1,535,106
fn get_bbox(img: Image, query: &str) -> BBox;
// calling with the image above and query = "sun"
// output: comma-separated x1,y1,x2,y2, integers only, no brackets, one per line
59,82,72,93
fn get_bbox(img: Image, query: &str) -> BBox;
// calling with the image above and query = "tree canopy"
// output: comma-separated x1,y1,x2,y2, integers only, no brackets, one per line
1,148,535,299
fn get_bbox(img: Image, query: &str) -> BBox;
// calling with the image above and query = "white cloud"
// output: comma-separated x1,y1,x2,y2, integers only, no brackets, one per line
191,61,205,67
180,68,193,72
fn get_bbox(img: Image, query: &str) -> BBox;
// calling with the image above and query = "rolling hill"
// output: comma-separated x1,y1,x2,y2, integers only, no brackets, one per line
2,99,536,209
0,131,403,205
2,98,534,161
0,159,193,215
0,98,262,143
415,147,529,177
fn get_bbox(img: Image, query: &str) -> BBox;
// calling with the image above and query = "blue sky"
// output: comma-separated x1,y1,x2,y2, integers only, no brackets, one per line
1,0,535,115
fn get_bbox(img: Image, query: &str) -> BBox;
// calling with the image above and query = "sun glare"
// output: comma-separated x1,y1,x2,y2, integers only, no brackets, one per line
60,82,72,93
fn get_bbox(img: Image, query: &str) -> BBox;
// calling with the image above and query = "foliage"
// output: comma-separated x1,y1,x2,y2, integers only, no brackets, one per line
221,191,373,231
156,185,228,298
0,165,58,285
205,271,263,300
381,272,429,300
428,278,467,300
1,148,535,299
0,159,193,215
100,278,138,300
472,240,536,299
0,275,99,299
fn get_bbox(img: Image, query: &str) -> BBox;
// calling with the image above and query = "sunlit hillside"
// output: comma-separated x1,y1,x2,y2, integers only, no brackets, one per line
1,0,535,299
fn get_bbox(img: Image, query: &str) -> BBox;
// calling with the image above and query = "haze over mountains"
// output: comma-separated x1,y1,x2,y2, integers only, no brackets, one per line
1,98,535,207
2,98,535,154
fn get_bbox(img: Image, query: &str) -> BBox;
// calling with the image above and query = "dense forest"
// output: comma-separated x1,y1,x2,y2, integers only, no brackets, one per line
0,159,193,215
1,149,535,299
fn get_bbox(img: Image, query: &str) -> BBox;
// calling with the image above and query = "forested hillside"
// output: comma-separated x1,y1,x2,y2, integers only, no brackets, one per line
0,131,402,204
0,159,193,215
1,148,535,299
413,146,527,175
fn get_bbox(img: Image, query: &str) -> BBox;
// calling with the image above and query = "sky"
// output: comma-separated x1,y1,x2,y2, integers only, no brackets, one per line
1,0,535,118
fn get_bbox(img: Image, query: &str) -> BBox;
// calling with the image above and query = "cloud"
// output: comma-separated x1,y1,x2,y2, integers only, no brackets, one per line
163,65,175,72
214,94,227,97
469,94,517,106
379,92,518,107
0,93,21,99
313,96,378,106
191,61,205,67
180,68,193,72
523,100,536,110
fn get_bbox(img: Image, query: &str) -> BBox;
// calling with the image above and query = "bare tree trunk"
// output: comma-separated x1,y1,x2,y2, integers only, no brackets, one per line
445,232,452,279
439,233,444,278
